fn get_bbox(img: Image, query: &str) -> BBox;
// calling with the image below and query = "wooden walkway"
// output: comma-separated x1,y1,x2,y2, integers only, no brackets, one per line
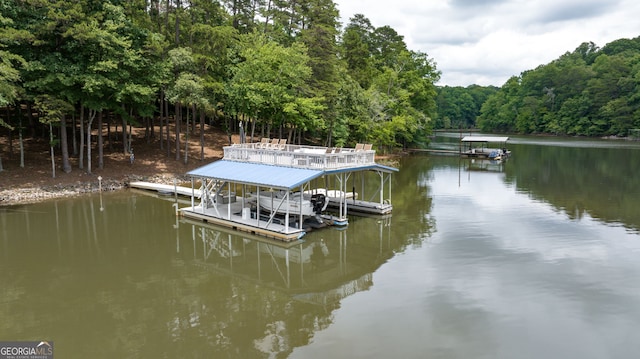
330,198,393,215
180,204,306,242
129,181,202,197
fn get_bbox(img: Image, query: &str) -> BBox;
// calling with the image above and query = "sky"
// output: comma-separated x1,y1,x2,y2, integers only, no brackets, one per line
333,0,640,87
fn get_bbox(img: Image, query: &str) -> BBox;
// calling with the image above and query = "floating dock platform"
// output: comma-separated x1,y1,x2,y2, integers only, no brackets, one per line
133,141,398,241
332,198,393,215
129,181,201,197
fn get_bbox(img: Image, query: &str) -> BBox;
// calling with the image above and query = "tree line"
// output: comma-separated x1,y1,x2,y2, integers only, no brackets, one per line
433,37,640,138
476,38,640,136
0,0,440,175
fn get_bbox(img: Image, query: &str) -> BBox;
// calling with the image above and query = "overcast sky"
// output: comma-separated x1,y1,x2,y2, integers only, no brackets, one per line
333,0,640,87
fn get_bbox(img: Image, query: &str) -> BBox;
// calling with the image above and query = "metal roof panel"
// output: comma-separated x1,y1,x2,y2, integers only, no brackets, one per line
187,160,324,190
324,163,399,174
461,136,509,143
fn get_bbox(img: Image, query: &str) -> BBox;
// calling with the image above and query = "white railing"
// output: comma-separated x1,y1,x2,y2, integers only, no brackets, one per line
223,143,376,169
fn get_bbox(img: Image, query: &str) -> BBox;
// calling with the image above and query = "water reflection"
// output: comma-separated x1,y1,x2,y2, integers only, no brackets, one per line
431,134,640,232
169,216,395,357
5,136,640,358
0,182,437,358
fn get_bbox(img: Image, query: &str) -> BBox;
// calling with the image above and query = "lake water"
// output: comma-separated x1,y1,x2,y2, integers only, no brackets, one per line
2,135,640,358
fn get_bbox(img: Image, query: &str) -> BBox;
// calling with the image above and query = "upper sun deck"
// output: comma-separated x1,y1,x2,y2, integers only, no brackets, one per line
223,140,376,170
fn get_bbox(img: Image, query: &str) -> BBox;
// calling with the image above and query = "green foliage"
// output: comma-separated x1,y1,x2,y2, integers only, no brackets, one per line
226,32,322,130
435,85,498,129
6,0,636,152
479,37,640,137
2,0,441,152
167,72,208,108
34,94,74,125
338,14,440,147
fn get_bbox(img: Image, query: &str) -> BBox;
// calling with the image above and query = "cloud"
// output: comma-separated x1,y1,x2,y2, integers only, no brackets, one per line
530,0,619,24
449,0,508,7
334,0,640,86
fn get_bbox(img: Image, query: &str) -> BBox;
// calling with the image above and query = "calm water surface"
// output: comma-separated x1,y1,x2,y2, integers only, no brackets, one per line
2,136,640,358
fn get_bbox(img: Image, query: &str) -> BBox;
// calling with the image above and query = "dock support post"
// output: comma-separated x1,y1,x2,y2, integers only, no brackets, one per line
174,178,178,202
284,191,290,234
388,172,392,204
257,187,261,227
227,182,232,220
378,172,384,204
191,177,196,211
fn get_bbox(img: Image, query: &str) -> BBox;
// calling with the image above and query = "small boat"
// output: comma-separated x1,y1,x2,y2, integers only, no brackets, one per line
257,191,328,216
303,188,357,200
488,150,502,160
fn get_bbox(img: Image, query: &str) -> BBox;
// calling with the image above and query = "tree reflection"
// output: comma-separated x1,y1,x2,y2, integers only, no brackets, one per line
0,174,438,357
506,143,640,232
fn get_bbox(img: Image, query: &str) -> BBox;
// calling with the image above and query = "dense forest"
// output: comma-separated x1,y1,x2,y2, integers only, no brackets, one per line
432,37,640,137
0,0,440,174
434,84,499,129
476,38,640,137
2,1,639,177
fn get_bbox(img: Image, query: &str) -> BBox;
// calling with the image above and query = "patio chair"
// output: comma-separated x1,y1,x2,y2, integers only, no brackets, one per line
278,138,287,150
355,143,364,151
268,138,279,149
257,138,269,149
363,144,372,151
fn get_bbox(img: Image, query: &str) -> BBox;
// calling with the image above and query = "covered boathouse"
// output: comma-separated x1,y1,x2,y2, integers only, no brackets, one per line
179,141,398,242
460,136,511,159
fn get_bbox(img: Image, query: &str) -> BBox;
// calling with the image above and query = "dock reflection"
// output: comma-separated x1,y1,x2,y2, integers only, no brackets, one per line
175,217,392,297
168,216,393,357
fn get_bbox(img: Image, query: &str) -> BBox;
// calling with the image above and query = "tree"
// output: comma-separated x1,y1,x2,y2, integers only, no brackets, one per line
1,2,28,172
478,37,640,137
34,95,73,178
298,0,340,145
340,14,377,89
167,72,208,164
227,32,320,139
0,7,23,172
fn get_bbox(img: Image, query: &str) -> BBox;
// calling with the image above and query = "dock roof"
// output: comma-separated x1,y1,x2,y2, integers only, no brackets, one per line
187,159,398,190
187,160,324,190
461,136,509,143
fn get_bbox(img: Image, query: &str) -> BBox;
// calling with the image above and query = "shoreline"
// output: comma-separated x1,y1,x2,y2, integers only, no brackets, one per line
0,174,190,207
1,156,404,207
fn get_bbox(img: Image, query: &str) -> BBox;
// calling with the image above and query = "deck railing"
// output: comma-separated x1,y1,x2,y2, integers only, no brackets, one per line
223,143,376,169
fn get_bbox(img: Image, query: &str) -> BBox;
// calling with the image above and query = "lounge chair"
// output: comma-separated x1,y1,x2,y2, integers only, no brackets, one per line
257,138,269,149
363,144,372,151
355,143,364,151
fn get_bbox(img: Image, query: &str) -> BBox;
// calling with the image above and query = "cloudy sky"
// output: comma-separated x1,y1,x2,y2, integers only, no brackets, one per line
333,0,640,87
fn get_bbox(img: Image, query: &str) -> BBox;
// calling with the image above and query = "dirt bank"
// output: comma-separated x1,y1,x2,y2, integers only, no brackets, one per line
0,125,232,206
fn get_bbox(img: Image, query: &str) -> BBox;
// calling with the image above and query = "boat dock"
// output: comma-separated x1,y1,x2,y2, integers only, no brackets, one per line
176,141,397,240
460,136,511,159
411,136,512,160
178,201,306,242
